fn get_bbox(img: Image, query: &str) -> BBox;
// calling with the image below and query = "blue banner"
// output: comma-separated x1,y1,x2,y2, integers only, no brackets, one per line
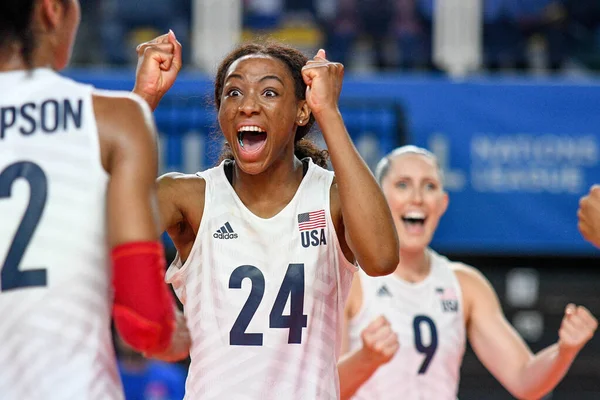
67,70,600,255
344,76,600,255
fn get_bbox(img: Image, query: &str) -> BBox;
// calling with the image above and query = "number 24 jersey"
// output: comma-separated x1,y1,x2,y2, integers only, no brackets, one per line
166,159,356,399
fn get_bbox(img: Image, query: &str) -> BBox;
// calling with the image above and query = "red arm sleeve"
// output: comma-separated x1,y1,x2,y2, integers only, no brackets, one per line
111,241,175,354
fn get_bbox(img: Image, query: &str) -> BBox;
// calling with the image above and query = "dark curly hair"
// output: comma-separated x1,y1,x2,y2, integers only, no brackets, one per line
0,0,70,67
214,41,329,168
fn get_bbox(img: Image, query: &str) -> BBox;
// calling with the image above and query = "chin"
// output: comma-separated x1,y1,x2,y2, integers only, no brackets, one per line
399,237,430,253
234,156,269,176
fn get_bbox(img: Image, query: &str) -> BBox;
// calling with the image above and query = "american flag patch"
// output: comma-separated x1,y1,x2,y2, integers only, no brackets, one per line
297,210,326,231
436,287,459,312
435,287,457,300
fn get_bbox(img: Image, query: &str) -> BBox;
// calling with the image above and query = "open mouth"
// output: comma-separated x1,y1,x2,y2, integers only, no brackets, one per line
401,211,427,230
237,126,267,154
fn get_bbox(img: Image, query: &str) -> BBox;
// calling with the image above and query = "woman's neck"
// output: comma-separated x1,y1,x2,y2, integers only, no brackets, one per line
232,154,305,217
393,248,431,283
0,44,53,72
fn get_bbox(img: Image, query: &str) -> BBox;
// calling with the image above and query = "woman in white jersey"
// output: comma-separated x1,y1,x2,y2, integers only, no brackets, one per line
338,146,598,400
131,37,400,399
0,1,178,399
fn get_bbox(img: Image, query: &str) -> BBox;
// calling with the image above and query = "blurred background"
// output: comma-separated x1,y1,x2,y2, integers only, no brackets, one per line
72,0,600,398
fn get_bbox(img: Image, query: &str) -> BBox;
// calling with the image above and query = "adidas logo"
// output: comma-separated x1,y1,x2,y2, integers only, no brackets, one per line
377,285,392,297
213,222,238,239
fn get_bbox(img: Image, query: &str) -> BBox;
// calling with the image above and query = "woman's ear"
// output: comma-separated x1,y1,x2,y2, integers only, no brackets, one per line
296,100,311,126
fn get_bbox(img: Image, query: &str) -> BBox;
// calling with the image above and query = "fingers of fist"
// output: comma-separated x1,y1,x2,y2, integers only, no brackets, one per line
136,31,182,72
301,61,344,78
301,49,344,85
361,316,399,365
138,43,175,69
559,304,598,351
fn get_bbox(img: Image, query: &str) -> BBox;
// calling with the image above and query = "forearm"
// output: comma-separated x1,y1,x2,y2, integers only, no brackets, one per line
132,88,160,112
148,308,191,362
315,108,399,275
338,349,380,400
513,344,578,399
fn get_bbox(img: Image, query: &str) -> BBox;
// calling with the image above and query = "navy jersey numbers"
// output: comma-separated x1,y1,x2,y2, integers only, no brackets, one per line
229,263,308,346
0,161,48,292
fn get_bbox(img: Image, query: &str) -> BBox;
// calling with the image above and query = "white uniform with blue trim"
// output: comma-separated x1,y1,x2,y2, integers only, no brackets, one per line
0,69,122,400
166,158,356,399
348,250,466,400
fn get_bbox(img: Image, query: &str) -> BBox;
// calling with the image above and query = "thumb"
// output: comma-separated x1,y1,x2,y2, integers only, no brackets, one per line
565,303,576,317
168,30,183,72
315,49,326,60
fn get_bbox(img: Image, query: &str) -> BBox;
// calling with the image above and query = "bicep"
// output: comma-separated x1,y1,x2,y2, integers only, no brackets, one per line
465,269,533,388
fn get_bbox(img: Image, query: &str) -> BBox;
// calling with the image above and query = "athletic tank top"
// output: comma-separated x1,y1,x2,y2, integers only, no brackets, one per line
348,250,466,399
0,68,122,399
166,158,356,399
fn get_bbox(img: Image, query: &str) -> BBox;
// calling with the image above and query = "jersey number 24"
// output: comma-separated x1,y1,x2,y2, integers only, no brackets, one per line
229,263,308,346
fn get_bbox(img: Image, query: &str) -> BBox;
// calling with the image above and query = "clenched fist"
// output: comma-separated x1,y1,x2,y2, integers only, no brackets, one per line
558,304,597,354
301,49,344,118
360,316,399,367
133,30,182,111
578,185,600,248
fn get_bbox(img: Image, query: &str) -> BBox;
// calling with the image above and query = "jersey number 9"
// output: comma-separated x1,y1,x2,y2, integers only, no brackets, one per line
413,315,438,374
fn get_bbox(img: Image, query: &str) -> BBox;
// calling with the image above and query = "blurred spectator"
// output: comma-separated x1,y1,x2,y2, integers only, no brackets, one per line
507,0,568,72
243,0,284,30
393,0,427,69
563,0,600,69
99,0,190,65
481,0,523,71
317,0,357,67
70,0,600,75
319,0,427,71
116,336,187,400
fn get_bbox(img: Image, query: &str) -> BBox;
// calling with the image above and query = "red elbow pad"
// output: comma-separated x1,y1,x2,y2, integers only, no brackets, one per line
111,241,175,354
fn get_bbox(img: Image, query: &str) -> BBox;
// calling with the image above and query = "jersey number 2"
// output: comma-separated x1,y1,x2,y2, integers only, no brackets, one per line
229,263,308,346
0,161,48,292
413,315,438,374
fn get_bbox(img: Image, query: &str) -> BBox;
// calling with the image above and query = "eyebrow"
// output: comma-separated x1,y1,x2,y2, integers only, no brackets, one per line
395,175,439,182
225,74,284,85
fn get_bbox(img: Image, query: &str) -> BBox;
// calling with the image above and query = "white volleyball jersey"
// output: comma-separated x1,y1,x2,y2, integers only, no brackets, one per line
348,250,466,400
166,159,356,399
0,69,122,399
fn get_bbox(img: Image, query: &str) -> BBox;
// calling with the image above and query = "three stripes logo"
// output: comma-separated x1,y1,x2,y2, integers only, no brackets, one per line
213,222,238,239
377,285,392,297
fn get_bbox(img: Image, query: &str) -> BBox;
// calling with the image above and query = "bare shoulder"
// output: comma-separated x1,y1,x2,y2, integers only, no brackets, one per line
451,262,495,296
157,172,206,199
452,262,485,283
451,262,500,323
93,91,153,132
93,91,156,172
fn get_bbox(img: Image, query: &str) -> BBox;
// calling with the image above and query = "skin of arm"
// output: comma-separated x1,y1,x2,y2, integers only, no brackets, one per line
301,50,399,276
338,276,399,400
457,265,598,400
